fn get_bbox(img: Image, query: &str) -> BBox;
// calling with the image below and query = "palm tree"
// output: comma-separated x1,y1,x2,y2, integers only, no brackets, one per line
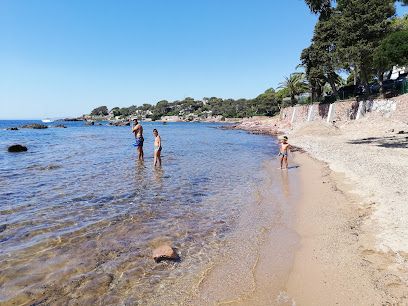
278,73,309,106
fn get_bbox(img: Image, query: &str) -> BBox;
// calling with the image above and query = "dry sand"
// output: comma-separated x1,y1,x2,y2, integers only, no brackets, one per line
290,118,408,254
287,153,406,305
228,114,408,304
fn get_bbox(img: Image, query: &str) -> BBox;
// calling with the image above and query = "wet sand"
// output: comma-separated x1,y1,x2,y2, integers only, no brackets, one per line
191,160,301,305
192,151,405,305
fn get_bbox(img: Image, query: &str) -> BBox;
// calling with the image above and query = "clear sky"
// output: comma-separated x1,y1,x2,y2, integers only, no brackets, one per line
1,1,407,119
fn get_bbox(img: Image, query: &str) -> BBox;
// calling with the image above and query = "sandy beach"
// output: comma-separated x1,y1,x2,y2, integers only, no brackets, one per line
287,153,405,305
225,111,408,305
3,0,408,304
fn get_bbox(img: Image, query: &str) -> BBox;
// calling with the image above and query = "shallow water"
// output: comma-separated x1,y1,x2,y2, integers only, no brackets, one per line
0,120,288,304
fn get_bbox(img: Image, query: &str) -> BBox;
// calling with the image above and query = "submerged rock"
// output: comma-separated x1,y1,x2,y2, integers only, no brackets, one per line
21,123,48,129
6,127,19,131
8,144,28,152
0,224,7,233
54,124,67,128
85,121,95,126
39,164,62,171
152,245,179,263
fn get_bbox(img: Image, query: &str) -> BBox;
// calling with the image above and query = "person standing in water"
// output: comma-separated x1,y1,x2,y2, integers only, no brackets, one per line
132,118,144,161
153,128,162,167
279,136,290,170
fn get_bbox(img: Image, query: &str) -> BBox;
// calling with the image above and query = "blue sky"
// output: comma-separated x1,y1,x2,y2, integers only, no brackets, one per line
1,1,407,119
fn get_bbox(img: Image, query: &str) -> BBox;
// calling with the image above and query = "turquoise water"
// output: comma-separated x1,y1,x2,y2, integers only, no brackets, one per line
0,120,280,304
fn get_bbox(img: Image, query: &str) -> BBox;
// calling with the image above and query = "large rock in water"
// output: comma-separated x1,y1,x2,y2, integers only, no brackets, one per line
152,245,179,263
8,145,28,152
21,123,48,129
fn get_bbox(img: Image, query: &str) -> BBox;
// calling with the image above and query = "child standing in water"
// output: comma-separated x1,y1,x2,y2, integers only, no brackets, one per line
153,129,162,167
279,136,290,170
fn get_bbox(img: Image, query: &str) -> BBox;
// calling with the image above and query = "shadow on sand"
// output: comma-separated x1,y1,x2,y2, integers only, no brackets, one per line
347,136,408,149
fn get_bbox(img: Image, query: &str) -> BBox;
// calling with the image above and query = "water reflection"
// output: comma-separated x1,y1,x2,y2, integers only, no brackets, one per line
134,160,147,181
154,167,164,185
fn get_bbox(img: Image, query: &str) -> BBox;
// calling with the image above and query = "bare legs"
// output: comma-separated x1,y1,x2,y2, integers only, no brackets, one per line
280,156,288,169
154,150,161,167
137,146,144,161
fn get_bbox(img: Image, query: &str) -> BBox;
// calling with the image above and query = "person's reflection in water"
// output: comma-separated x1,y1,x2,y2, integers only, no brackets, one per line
134,159,147,186
280,168,290,198
154,167,164,186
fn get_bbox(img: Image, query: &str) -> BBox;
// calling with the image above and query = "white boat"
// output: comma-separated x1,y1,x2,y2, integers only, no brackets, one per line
41,119,54,123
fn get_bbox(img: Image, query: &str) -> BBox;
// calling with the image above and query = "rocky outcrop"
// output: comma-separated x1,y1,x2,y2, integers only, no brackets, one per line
85,121,95,126
61,117,84,121
8,145,28,152
109,121,130,126
152,245,179,263
21,124,48,129
6,127,19,131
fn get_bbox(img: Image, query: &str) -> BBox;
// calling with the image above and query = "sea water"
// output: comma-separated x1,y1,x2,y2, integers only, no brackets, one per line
0,120,292,305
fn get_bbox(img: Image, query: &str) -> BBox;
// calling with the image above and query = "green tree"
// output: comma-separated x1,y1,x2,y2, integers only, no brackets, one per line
373,30,408,95
139,103,153,111
305,0,406,14
300,47,325,101
252,88,280,116
304,0,332,14
336,0,395,95
301,10,343,101
110,107,121,116
374,30,408,67
278,73,309,105
90,106,109,116
391,14,408,30
119,107,130,117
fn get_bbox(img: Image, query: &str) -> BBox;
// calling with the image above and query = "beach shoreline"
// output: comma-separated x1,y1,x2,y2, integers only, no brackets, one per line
2,118,407,304
222,114,408,304
190,147,407,305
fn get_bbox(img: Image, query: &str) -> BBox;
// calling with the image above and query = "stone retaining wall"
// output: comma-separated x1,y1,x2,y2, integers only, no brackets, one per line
293,105,309,123
280,107,294,123
333,100,359,122
390,95,408,124
280,94,408,125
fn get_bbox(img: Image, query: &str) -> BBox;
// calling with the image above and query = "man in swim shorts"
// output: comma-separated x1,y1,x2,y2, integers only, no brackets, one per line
132,118,144,161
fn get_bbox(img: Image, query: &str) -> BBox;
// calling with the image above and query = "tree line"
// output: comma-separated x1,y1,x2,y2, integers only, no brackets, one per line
90,88,287,120
300,0,408,102
91,0,408,119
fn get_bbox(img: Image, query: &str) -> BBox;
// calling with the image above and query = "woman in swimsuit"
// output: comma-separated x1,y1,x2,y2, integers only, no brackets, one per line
153,129,162,167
